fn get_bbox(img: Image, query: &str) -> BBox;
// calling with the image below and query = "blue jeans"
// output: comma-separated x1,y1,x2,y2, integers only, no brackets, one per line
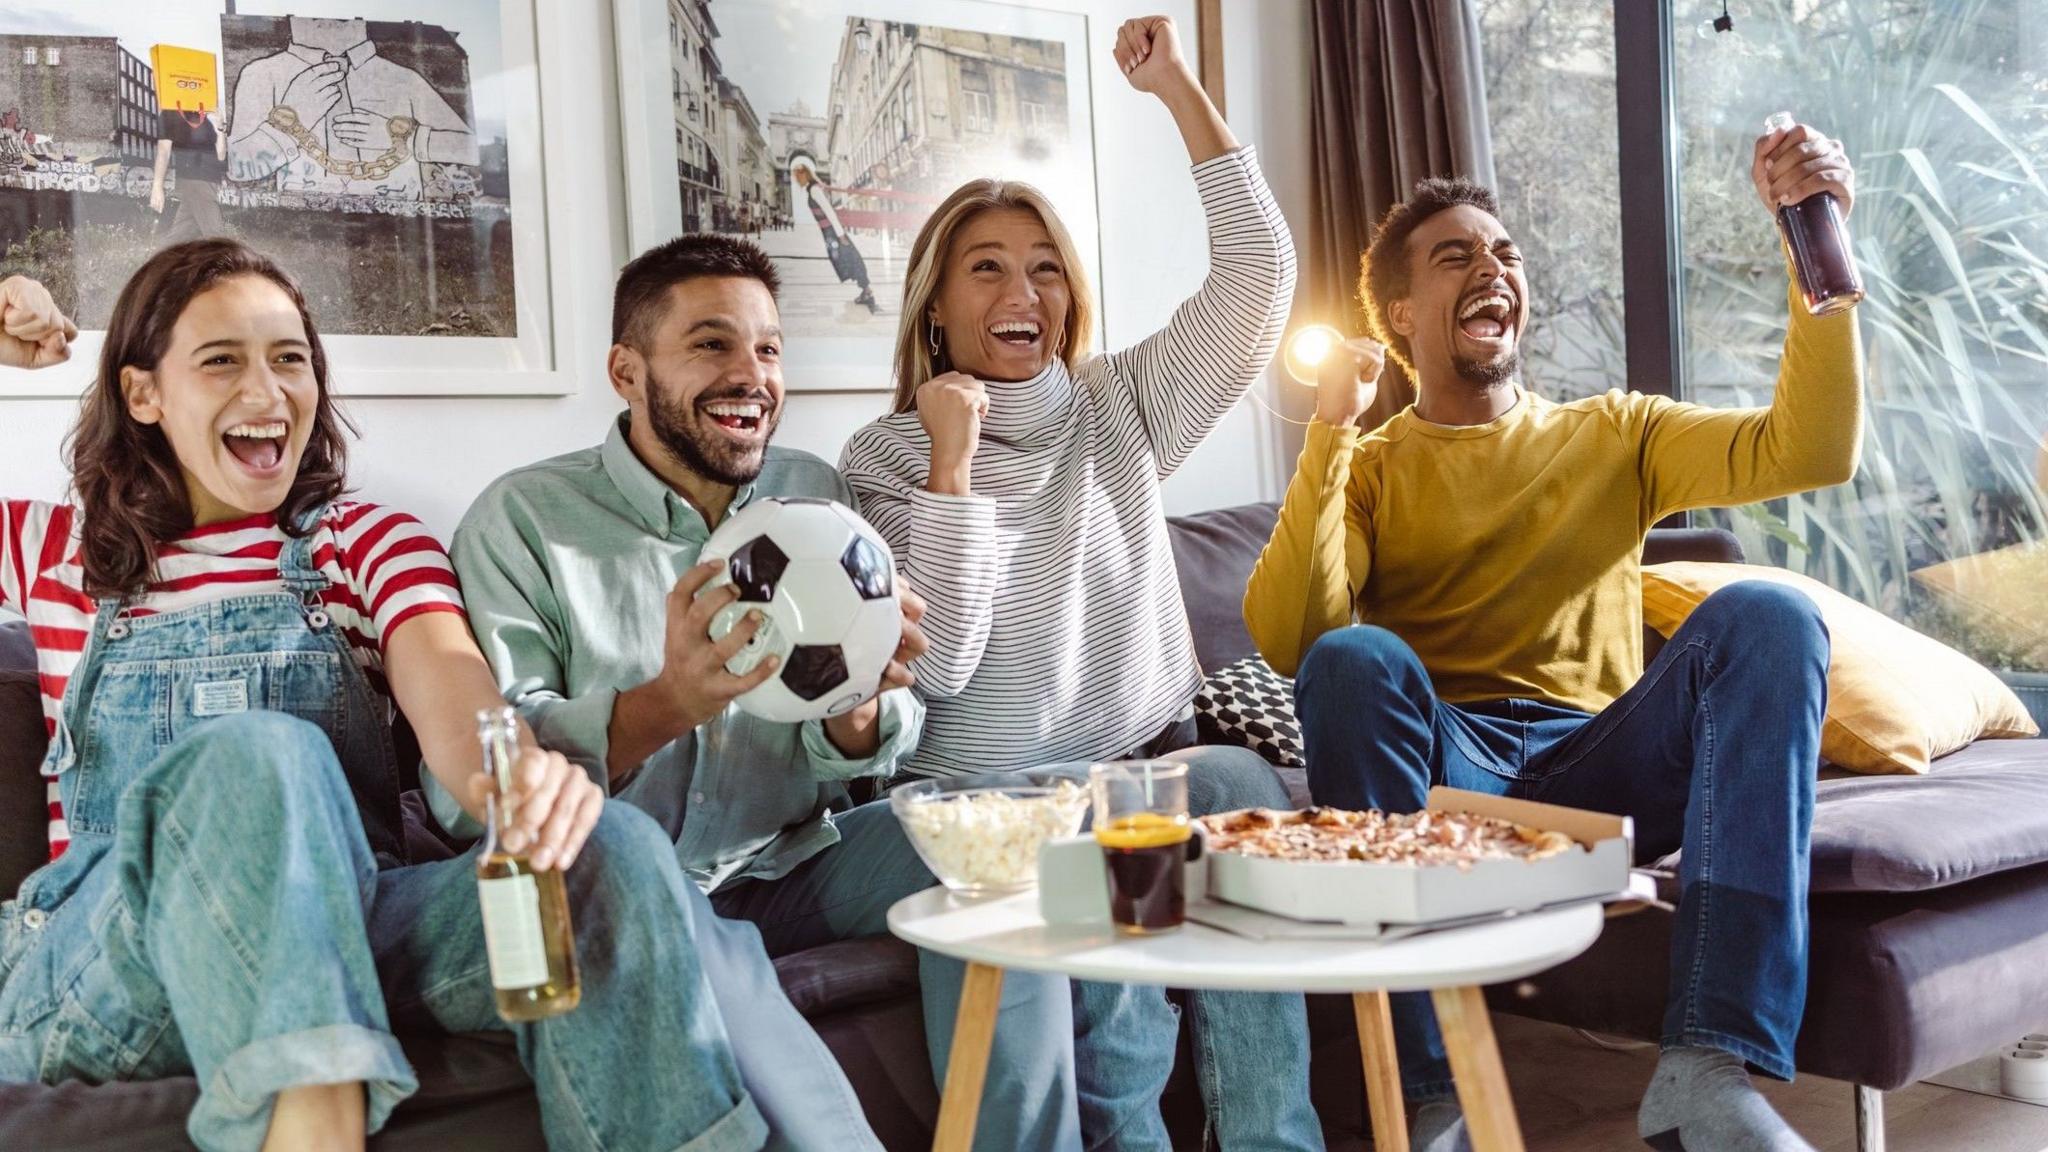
710,798,1083,1152
1294,582,1827,1097
6,712,770,1152
1041,746,1323,1152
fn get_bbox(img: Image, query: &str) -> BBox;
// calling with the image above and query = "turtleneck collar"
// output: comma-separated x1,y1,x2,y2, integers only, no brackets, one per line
978,358,1078,448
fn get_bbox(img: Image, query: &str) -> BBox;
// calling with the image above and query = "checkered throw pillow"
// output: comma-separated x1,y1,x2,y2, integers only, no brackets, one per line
1194,657,1304,768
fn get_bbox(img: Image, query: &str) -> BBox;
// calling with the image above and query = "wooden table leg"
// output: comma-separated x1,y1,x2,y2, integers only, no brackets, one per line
1431,985,1526,1152
932,962,1006,1152
1354,990,1410,1151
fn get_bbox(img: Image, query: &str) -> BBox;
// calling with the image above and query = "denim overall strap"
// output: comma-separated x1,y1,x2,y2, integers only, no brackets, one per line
276,513,408,869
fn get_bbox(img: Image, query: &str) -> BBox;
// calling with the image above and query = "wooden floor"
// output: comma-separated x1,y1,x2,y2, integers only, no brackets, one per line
1490,1015,2048,1152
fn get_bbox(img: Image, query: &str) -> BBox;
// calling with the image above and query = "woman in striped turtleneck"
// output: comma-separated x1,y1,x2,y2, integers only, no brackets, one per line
839,16,1322,1151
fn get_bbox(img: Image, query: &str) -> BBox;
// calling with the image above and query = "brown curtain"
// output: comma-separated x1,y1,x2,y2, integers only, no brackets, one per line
1310,0,1496,425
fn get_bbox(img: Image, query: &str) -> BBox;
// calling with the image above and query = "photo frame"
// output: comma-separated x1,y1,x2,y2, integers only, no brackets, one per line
0,0,578,397
614,0,1102,392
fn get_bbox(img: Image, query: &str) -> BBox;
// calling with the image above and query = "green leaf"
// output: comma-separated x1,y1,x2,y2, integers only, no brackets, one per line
1922,295,1986,436
1933,82,2048,196
1958,161,2036,187
1899,191,1991,338
1896,148,1953,219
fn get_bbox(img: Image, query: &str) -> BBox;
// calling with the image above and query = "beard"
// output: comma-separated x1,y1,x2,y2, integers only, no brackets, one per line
645,367,780,487
1452,347,1521,388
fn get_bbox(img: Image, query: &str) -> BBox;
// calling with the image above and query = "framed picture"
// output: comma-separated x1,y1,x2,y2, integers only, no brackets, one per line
615,0,1101,392
0,0,577,397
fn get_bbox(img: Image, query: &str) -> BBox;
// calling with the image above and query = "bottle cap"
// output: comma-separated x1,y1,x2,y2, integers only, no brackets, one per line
1763,111,1795,134
477,705,516,736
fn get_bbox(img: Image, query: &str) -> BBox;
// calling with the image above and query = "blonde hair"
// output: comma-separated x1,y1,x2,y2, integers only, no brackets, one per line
889,179,1096,414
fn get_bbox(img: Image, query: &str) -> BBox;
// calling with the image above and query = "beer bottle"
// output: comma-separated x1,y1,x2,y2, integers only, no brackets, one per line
475,707,581,1021
1764,111,1865,316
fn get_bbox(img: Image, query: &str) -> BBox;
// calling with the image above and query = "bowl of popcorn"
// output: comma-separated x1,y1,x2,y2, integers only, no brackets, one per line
890,774,1090,896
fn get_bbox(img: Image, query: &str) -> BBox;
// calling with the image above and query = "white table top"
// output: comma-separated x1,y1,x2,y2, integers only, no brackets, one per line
887,888,1604,994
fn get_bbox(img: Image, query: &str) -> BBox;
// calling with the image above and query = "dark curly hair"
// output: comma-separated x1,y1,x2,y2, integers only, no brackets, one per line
1358,177,1502,376
64,239,353,597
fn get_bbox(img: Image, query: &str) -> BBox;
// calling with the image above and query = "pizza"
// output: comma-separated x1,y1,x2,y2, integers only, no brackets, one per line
1198,806,1578,867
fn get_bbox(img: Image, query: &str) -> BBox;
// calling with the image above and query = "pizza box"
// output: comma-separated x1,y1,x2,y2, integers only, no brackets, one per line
1199,787,1633,927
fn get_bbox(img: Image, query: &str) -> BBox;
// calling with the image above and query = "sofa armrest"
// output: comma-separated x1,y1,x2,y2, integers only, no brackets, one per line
1642,528,1745,566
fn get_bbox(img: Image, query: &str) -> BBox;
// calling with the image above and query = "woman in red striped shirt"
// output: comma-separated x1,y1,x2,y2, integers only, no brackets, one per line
0,249,807,1152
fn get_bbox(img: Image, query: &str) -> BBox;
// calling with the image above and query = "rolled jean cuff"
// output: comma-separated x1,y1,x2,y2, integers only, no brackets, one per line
670,1091,770,1152
194,1023,417,1151
1662,1028,1795,1083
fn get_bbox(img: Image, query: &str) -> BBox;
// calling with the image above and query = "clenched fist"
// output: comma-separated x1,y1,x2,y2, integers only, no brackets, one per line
917,371,989,496
0,276,77,371
1316,336,1386,428
1113,16,1196,99
1753,121,1855,218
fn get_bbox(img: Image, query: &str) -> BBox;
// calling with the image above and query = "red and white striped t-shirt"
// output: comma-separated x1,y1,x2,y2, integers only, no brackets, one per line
0,499,466,859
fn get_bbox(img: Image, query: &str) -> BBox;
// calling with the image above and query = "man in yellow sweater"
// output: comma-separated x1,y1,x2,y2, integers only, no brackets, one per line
1245,121,1862,1152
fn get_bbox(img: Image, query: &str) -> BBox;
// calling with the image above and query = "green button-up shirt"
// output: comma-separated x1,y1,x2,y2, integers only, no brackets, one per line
441,415,921,892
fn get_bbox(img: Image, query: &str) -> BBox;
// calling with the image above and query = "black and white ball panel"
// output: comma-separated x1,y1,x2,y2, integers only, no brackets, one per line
696,497,904,723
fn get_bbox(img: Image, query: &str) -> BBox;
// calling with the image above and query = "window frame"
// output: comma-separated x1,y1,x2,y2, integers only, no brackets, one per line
1612,0,1685,403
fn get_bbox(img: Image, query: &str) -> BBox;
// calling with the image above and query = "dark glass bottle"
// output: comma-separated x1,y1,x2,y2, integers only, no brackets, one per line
1764,111,1864,316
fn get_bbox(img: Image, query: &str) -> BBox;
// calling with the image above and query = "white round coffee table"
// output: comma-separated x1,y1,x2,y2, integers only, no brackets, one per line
889,888,1604,1152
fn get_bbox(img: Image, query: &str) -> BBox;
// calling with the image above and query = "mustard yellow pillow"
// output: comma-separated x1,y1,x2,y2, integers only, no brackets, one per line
1641,562,2040,775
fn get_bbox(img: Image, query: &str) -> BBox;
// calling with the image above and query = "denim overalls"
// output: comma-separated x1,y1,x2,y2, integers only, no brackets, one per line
0,523,418,1149
0,512,793,1152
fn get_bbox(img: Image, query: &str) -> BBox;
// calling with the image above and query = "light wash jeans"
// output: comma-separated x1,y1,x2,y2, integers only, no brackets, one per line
6,710,781,1152
706,797,1084,1152
1295,581,1828,1098
2,526,841,1152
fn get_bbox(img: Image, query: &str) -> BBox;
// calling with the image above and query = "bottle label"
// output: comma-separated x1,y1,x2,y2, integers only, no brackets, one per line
478,874,551,990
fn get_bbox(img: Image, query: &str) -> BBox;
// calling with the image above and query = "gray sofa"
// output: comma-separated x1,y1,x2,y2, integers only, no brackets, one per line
3,504,2046,1150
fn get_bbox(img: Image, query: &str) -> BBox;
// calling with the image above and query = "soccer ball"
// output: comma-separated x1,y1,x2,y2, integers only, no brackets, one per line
697,497,902,723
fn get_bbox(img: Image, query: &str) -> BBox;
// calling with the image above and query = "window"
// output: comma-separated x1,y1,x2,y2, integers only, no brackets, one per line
1672,0,2047,673
670,15,680,48
1021,101,1049,132
673,68,682,104
964,88,993,133
23,47,37,66
43,47,59,66
1477,0,1628,402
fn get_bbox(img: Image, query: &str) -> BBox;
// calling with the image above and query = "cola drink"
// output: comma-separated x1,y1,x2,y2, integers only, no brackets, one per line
1764,111,1865,316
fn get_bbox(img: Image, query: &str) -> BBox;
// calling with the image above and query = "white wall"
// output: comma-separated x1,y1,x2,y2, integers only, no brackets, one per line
0,0,1314,540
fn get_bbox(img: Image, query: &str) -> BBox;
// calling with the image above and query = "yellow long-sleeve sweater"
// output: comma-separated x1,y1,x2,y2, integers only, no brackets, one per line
1244,287,1863,715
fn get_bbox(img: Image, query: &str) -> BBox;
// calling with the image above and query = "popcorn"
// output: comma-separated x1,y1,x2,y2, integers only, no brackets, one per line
895,781,1089,893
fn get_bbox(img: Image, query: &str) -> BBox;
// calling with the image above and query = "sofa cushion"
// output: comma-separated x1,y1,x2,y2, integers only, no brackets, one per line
1166,503,1279,674
0,1032,542,1151
1810,737,2048,893
772,934,921,1017
1488,858,2048,1089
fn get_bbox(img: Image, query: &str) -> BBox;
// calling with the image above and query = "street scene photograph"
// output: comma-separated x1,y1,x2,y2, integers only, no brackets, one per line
676,0,1093,353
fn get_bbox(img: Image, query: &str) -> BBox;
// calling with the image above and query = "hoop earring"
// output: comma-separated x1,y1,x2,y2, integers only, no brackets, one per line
928,323,942,359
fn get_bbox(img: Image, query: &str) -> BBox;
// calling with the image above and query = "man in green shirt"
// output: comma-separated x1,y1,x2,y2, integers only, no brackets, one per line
448,235,1081,1151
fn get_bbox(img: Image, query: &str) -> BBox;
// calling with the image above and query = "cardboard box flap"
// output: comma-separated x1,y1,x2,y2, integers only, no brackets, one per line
1426,786,1632,847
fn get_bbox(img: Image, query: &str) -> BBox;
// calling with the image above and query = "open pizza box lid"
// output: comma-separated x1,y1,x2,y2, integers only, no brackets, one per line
1197,787,1634,928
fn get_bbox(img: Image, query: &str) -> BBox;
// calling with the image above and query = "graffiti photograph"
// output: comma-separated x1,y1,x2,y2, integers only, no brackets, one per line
2,0,561,394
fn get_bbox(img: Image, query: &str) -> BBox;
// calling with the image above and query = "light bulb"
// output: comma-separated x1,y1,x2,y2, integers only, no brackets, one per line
1284,325,1344,385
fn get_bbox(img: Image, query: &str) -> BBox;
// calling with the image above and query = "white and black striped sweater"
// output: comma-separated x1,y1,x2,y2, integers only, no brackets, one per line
840,147,1296,777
